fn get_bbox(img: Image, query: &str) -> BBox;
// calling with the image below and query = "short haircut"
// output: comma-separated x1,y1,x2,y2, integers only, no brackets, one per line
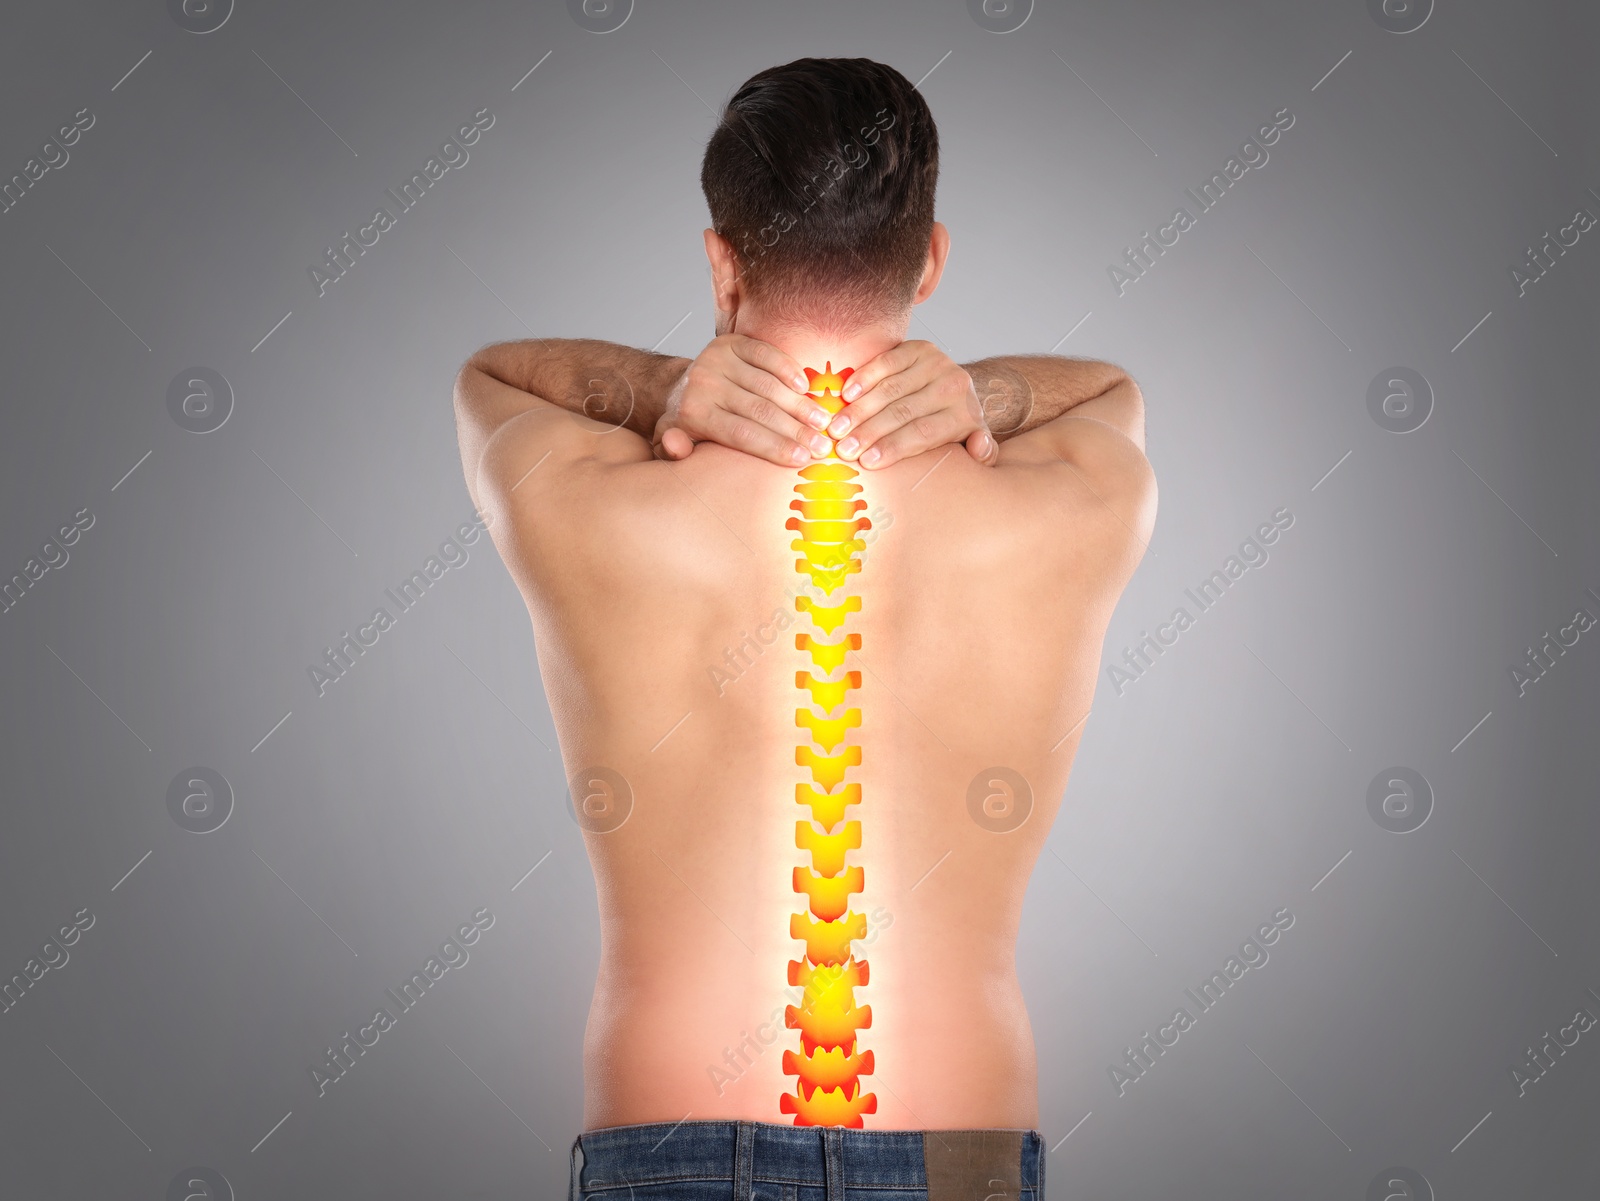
700,57,940,332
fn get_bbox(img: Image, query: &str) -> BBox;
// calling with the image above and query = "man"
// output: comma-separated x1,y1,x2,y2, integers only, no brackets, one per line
454,57,1154,1201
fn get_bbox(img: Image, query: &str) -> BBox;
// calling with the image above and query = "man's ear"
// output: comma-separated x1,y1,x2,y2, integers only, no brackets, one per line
703,228,744,318
910,221,950,305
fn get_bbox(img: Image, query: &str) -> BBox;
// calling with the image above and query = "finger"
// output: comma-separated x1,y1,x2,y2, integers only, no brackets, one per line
728,334,813,397
826,350,942,439
834,386,954,463
654,425,695,460
726,359,833,433
836,341,923,405
964,428,998,466
725,387,836,461
700,406,819,467
849,406,974,470
846,362,984,459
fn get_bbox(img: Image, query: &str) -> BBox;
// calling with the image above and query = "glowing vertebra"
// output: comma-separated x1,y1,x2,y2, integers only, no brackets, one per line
796,745,860,793
781,362,877,1127
795,707,859,753
794,820,861,876
796,670,862,712
796,595,860,634
796,633,861,674
796,782,860,830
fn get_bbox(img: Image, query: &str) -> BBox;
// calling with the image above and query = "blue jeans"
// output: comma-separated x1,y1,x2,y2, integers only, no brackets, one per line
568,1119,1045,1200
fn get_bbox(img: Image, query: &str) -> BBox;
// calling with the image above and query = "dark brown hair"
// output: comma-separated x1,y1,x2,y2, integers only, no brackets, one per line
700,57,940,329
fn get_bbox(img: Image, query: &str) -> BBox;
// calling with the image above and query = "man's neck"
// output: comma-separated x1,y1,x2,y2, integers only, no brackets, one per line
725,308,908,380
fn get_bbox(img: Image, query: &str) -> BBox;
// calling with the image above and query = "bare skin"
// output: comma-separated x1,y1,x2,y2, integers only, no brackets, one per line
454,228,1156,1131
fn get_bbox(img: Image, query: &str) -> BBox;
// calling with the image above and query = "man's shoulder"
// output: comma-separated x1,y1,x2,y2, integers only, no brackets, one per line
876,428,1152,511
998,416,1156,534
864,433,1156,574
475,405,652,515
481,428,790,563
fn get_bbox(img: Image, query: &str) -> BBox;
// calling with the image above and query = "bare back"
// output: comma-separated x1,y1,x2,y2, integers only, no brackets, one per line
478,415,1153,1130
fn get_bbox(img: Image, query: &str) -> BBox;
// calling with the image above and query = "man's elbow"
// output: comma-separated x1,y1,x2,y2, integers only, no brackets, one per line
1114,372,1146,453
1072,369,1145,454
452,344,525,418
453,357,486,408
452,364,490,446
460,338,547,392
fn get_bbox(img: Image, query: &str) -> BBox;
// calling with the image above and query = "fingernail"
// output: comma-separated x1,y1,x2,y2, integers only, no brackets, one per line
791,445,810,465
829,415,851,436
794,374,810,391
810,435,833,456
808,407,830,429
842,383,860,401
861,447,881,467
837,436,859,457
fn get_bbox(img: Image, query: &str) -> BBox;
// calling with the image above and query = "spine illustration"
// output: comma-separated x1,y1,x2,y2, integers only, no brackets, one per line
780,362,877,1127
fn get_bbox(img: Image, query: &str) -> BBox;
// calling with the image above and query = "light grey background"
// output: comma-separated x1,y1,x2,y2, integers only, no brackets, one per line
2,1,1597,1198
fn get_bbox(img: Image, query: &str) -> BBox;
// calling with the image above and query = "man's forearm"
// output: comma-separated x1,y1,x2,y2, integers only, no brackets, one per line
464,338,690,438
961,354,1130,440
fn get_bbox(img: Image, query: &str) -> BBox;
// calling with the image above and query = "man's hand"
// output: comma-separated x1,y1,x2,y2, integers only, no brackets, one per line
652,334,837,467
824,340,999,470
456,335,1131,476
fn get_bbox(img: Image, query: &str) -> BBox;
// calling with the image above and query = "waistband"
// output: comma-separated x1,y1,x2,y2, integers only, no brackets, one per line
569,1118,1045,1197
